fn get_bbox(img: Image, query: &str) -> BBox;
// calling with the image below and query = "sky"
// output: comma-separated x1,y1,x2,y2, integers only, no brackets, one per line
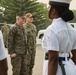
37,0,76,10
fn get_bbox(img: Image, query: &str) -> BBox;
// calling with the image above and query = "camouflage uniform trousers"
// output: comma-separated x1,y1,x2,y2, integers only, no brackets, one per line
11,54,28,75
27,49,36,75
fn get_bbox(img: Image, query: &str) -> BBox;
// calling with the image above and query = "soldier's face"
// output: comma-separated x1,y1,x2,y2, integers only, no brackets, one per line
18,17,25,24
26,16,33,23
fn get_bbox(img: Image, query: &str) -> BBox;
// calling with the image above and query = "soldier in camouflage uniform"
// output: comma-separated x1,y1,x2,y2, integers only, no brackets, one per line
24,13,37,75
1,22,9,48
8,13,27,75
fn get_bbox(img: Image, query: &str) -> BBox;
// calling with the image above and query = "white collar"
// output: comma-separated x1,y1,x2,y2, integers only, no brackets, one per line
52,17,63,23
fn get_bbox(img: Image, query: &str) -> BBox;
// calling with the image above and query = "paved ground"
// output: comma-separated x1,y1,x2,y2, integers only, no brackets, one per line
7,44,44,75
33,45,44,75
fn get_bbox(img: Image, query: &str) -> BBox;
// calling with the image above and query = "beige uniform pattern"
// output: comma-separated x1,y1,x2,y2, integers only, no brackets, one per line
24,23,37,75
8,23,27,75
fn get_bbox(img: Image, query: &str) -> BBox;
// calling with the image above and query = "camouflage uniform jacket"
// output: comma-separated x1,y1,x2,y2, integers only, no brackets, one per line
8,23,27,55
24,23,37,53
1,26,9,47
1,26,9,35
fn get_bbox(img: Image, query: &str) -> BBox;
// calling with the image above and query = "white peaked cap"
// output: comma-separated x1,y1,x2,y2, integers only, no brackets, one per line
49,0,72,4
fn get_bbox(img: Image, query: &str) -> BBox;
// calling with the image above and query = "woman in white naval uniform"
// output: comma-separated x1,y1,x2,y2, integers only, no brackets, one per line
0,30,8,75
42,0,76,75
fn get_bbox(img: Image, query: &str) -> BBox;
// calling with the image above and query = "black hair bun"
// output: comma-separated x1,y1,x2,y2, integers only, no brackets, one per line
61,10,74,22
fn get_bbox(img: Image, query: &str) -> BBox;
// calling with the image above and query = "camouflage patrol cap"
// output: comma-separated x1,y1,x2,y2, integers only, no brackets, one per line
16,12,25,18
25,13,33,18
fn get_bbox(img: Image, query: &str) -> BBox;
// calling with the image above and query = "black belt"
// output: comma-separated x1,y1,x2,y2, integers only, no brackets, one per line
45,52,69,61
59,57,69,62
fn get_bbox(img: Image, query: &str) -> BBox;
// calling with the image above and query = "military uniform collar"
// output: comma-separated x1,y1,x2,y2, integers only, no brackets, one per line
15,23,23,29
25,23,33,27
26,23,33,25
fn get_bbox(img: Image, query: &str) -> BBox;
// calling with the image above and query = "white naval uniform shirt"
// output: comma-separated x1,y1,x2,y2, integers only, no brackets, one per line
0,30,7,60
42,18,76,75
42,18,76,52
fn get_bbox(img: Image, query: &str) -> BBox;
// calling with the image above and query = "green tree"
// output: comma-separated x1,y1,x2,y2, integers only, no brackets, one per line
0,0,49,31
69,10,76,23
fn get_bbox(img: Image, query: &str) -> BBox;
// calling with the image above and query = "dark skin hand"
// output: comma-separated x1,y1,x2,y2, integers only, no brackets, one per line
48,50,59,75
71,49,76,65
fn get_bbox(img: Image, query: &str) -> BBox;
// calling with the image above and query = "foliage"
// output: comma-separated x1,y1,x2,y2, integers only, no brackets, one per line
0,0,49,31
69,10,76,23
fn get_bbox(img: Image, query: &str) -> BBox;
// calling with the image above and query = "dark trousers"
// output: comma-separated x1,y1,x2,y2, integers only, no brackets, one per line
0,58,8,75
